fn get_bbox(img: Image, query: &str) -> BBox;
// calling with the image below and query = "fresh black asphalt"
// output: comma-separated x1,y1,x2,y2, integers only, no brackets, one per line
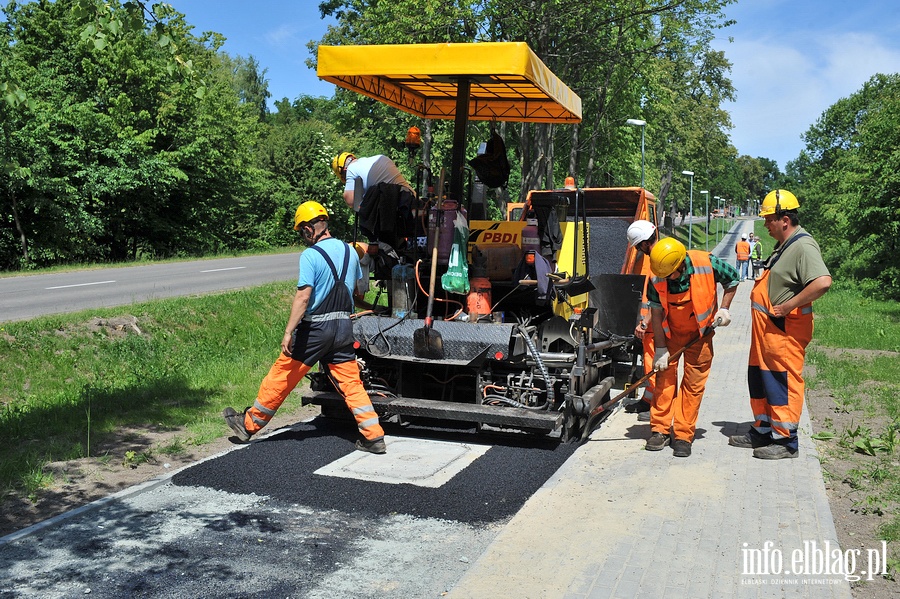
174,417,579,525
1,417,578,598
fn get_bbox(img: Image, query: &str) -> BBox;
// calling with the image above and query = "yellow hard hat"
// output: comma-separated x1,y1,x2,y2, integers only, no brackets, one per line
293,201,329,230
331,152,355,181
760,189,799,216
649,237,686,278
352,241,368,259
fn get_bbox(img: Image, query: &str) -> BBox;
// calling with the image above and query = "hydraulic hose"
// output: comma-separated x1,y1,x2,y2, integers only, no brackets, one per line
517,324,555,408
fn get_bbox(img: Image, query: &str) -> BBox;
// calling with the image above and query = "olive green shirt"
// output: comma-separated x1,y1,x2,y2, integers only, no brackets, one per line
766,226,831,306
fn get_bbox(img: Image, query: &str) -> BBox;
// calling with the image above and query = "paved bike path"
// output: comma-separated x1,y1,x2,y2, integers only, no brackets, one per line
448,221,853,599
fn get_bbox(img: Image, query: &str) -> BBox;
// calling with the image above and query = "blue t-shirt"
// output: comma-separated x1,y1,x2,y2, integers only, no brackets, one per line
298,238,362,314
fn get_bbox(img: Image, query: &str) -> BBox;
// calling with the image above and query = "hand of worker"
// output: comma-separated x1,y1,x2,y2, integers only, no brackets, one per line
714,308,731,327
653,347,671,371
281,331,294,357
634,322,646,340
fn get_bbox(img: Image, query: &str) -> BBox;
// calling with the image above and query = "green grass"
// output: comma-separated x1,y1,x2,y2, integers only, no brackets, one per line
0,282,300,497
670,216,736,251
804,283,900,575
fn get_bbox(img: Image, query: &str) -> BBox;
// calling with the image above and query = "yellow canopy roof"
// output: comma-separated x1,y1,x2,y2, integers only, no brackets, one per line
317,42,582,123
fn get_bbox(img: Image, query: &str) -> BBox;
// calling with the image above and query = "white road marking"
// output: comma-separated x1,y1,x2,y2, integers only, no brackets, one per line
45,280,116,290
200,267,247,273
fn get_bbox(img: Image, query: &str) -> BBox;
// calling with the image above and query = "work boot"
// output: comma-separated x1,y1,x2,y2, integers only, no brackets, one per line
223,407,252,442
645,431,670,451
637,410,651,422
625,399,651,414
356,437,387,454
728,433,769,449
672,439,692,458
753,444,798,460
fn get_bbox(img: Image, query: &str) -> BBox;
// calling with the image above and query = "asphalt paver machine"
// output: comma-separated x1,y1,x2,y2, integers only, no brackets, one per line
308,42,656,442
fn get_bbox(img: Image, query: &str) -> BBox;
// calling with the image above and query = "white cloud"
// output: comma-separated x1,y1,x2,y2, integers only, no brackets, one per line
717,29,900,169
264,24,300,49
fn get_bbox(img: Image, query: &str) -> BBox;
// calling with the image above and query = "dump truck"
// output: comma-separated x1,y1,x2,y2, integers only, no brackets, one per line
307,42,658,442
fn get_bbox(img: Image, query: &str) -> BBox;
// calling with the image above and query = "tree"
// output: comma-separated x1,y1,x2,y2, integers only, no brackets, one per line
313,0,737,207
796,73,900,299
0,0,276,267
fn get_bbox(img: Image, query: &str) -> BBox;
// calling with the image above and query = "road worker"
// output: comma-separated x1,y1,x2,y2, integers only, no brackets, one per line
223,201,387,454
748,233,762,279
729,190,831,459
624,220,659,422
332,152,416,250
647,238,739,457
735,234,751,281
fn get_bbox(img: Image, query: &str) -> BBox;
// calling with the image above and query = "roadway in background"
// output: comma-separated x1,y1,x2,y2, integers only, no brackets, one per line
0,253,299,322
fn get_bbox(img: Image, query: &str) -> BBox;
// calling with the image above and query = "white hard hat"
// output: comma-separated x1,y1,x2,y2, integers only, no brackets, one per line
741,234,747,240
626,220,657,247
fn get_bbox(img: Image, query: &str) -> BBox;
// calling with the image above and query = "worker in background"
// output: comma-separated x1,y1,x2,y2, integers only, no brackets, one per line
332,152,417,250
332,152,415,209
729,190,831,459
223,201,387,454
646,238,739,457
748,233,762,279
735,233,751,281
624,220,658,423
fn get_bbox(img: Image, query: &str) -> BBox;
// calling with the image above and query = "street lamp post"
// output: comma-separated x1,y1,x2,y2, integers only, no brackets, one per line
626,119,647,189
700,190,709,250
682,170,694,249
715,197,722,244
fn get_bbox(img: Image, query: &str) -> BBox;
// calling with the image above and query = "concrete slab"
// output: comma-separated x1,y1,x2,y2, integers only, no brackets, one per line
314,437,491,487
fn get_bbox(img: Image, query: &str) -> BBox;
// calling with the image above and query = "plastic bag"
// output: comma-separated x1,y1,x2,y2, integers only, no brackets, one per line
441,211,470,294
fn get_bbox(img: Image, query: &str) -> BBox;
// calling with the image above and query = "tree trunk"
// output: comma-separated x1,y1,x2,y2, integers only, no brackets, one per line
568,123,580,185
10,195,29,264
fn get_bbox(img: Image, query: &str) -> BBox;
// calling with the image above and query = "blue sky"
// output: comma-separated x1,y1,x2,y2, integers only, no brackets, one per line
169,0,900,172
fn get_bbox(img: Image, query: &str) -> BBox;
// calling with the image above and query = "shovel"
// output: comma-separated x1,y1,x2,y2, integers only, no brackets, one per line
413,169,446,359
580,318,721,441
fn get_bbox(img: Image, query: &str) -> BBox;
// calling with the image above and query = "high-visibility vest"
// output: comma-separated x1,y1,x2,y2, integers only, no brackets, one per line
736,240,750,261
652,251,718,337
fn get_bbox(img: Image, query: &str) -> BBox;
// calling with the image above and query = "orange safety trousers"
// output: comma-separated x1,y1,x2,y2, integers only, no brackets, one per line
748,270,812,451
641,331,656,402
651,289,714,442
244,354,385,441
638,274,656,402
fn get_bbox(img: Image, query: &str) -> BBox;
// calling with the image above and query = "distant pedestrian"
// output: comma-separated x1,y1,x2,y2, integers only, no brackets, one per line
735,234,750,281
646,238,739,457
624,220,659,423
748,233,762,279
729,190,831,459
223,201,387,454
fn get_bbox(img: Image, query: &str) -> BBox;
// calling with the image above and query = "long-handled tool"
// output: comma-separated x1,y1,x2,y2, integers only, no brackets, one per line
580,318,721,441
413,169,446,359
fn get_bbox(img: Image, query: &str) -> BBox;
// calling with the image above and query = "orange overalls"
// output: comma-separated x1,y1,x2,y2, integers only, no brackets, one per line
735,240,751,280
651,252,717,442
244,244,385,442
638,273,657,405
747,258,813,452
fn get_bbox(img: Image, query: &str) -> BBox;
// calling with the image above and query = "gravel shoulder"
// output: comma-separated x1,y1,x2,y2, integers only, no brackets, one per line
0,400,319,539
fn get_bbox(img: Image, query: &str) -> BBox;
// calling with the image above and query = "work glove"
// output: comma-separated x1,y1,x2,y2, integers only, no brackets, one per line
714,308,731,327
653,347,671,372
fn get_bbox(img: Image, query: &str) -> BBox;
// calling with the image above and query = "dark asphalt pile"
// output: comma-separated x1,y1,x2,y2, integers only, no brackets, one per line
174,418,579,525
